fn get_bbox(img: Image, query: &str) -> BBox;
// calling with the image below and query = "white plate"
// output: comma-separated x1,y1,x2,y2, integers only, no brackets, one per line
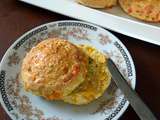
19,0,160,46
0,20,136,120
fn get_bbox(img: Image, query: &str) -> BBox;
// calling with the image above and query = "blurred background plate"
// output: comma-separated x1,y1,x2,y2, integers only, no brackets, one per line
19,0,160,46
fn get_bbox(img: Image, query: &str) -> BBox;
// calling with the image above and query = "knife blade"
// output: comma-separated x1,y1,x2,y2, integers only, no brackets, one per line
107,58,157,120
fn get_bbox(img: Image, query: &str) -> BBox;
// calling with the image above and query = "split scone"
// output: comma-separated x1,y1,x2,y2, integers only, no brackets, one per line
21,38,111,105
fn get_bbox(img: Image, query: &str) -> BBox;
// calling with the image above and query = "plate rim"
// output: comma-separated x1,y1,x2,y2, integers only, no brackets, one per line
0,20,136,120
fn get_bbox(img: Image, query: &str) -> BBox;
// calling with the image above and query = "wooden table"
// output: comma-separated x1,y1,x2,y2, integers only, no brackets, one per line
0,0,160,120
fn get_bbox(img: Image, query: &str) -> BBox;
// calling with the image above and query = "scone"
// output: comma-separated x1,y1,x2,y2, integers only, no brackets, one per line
77,0,117,8
119,0,160,22
63,45,111,105
105,0,117,8
21,38,88,100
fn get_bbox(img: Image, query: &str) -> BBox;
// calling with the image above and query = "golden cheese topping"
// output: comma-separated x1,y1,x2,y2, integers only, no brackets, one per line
63,45,111,105
119,0,160,22
21,38,88,100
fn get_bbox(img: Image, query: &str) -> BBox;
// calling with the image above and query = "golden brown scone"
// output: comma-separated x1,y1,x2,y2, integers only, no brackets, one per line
21,38,88,100
63,45,111,105
77,0,117,8
119,0,160,22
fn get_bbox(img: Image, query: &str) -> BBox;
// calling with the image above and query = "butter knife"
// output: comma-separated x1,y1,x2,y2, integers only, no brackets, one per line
107,58,157,120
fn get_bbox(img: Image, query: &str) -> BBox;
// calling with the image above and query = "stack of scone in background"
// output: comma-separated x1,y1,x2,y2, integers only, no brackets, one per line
77,0,160,22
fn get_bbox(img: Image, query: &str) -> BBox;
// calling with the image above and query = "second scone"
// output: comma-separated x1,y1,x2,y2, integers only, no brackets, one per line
119,0,160,22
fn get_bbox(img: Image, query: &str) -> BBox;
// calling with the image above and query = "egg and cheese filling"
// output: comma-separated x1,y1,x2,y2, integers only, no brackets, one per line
63,45,111,105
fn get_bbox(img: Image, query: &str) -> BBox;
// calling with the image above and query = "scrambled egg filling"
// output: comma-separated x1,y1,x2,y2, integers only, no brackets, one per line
63,45,111,105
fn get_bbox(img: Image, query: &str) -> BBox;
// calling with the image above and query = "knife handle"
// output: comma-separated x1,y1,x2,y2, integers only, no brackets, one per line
108,59,157,120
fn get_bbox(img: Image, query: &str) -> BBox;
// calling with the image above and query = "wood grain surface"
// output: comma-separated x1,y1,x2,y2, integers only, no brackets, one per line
0,0,160,120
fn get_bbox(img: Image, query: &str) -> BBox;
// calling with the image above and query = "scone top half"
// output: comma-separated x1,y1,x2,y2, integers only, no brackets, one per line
21,38,88,100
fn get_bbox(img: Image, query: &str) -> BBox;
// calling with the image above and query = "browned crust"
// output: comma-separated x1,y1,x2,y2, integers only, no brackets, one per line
21,38,88,100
